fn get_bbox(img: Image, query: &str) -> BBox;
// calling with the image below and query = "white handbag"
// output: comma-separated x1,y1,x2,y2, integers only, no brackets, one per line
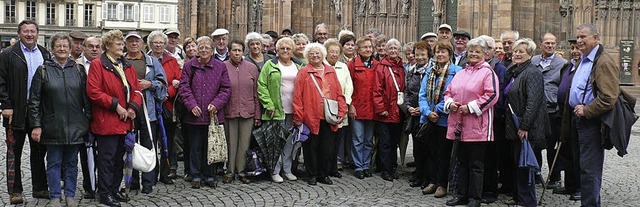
309,73,340,125
389,67,404,105
132,92,157,173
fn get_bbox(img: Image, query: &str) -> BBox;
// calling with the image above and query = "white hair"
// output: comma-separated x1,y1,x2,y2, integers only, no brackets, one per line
477,35,496,47
303,42,327,61
314,23,328,35
147,30,168,46
338,30,355,41
385,38,402,49
513,38,537,55
244,32,264,48
500,30,519,41
292,33,310,44
467,38,489,53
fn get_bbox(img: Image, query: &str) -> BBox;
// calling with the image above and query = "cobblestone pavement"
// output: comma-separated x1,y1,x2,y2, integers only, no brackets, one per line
1,116,640,206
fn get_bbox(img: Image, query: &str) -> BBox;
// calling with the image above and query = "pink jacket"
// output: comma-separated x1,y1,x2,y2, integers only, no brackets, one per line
443,61,499,142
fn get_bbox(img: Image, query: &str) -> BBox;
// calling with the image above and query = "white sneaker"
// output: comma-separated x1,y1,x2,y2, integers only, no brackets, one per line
271,174,284,183
284,173,298,181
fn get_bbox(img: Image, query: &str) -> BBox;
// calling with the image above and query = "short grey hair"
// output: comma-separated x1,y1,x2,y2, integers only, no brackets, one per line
244,32,264,48
314,23,328,35
477,35,496,47
513,38,537,55
50,32,72,50
261,34,272,43
303,42,327,61
147,30,168,46
467,38,489,53
365,28,381,37
83,36,101,47
292,33,309,44
196,36,213,49
577,23,600,37
385,38,402,49
500,30,519,41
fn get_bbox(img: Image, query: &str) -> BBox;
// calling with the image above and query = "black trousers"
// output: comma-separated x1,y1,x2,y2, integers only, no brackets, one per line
376,122,402,173
514,141,537,207
96,134,125,197
412,124,429,183
181,122,191,175
483,115,503,198
164,119,177,175
535,113,562,182
495,114,516,195
426,126,452,187
5,128,48,194
132,120,159,188
561,116,581,193
456,141,488,200
329,127,345,174
303,121,335,178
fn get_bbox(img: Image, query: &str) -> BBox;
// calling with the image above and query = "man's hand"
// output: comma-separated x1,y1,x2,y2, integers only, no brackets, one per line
139,79,152,90
408,107,420,116
31,127,42,143
574,104,585,117
2,109,13,124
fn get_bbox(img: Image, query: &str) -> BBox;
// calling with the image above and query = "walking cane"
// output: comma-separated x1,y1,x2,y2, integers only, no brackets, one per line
538,142,562,205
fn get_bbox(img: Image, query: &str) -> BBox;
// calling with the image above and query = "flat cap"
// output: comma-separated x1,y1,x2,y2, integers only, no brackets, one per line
69,31,88,40
453,31,471,39
420,32,437,40
211,28,229,37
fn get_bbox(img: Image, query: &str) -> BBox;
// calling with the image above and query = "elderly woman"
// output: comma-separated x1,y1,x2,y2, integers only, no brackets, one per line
183,37,197,60
418,41,462,197
403,42,416,73
292,33,310,65
373,38,405,181
86,29,143,206
374,35,389,61
223,40,261,184
179,36,231,189
244,32,275,71
348,37,378,179
293,43,347,185
504,38,548,207
257,37,301,183
148,30,182,183
323,39,353,177
338,31,357,63
443,38,499,207
177,36,197,180
27,33,89,207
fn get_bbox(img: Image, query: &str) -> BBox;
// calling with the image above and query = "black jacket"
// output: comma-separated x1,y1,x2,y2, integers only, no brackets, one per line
27,58,90,145
0,43,51,130
504,60,549,149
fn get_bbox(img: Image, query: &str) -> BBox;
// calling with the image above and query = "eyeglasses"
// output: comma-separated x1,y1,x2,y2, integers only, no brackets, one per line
198,46,213,51
278,47,292,51
53,45,69,49
151,41,165,45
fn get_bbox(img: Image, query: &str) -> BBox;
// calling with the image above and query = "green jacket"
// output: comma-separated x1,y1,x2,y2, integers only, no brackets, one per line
257,58,301,120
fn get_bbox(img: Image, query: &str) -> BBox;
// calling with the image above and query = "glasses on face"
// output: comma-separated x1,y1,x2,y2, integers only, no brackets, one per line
279,47,292,51
54,45,69,49
317,33,328,36
198,46,213,51
152,41,165,45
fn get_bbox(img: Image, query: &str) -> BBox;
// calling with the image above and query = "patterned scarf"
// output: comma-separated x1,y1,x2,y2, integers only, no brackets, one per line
426,63,450,105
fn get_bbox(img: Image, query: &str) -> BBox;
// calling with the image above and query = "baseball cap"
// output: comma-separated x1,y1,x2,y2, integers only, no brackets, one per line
420,32,437,40
438,24,452,32
164,28,180,36
124,31,142,40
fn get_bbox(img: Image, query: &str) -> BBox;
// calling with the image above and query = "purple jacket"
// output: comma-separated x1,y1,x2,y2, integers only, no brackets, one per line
179,57,231,125
223,60,261,119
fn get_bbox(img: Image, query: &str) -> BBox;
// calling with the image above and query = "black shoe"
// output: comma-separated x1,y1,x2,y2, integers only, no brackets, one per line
406,161,416,167
535,173,543,184
141,186,153,194
83,190,95,199
160,177,174,185
329,172,342,178
307,177,317,185
129,184,140,191
468,199,481,207
381,172,393,181
113,192,130,202
391,171,399,179
354,170,365,179
32,190,50,198
363,169,373,177
168,170,178,179
553,187,570,195
206,180,218,189
191,181,201,189
446,197,469,206
481,196,497,204
569,192,581,201
318,176,333,185
409,181,423,188
184,174,193,182
546,180,561,189
99,195,121,207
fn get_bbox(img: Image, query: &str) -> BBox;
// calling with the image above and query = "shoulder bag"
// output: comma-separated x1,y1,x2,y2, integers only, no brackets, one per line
389,67,404,105
132,92,157,173
309,73,340,125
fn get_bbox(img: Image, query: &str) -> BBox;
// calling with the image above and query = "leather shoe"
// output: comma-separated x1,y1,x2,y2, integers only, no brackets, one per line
546,180,561,189
468,199,481,207
481,196,497,204
168,170,178,179
184,174,193,182
569,192,581,201
191,181,201,189
318,177,333,185
409,181,423,188
381,172,393,181
240,176,251,184
32,190,50,198
160,177,174,185
99,195,121,207
83,190,96,199
307,177,317,185
9,193,24,204
223,174,234,183
113,192,129,202
354,170,365,179
206,180,218,189
553,187,570,195
445,197,469,206
141,186,153,194
363,169,373,177
329,172,342,178
422,183,436,195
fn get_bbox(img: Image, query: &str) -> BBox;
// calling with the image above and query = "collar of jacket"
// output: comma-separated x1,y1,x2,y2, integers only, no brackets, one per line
100,52,132,72
507,59,532,77
466,60,488,71
380,56,403,68
160,52,176,65
353,55,377,70
45,57,77,69
190,57,220,70
305,64,335,75
11,43,51,63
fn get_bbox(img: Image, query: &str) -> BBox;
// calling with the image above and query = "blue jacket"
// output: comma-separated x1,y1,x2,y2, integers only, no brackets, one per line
418,62,461,126
138,54,168,121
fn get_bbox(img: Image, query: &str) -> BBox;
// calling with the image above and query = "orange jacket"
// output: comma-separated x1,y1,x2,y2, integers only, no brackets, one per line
293,64,347,135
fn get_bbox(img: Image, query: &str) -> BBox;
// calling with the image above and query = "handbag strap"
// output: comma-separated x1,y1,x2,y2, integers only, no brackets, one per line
210,111,219,125
580,72,590,105
388,67,400,92
309,73,326,99
136,91,155,153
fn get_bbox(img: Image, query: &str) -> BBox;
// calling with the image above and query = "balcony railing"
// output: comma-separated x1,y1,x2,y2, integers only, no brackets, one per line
46,18,57,25
65,19,76,26
84,21,94,27
5,17,16,23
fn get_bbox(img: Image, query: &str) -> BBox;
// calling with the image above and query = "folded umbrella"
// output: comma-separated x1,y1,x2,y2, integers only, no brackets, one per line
156,103,170,167
5,121,16,192
86,133,97,192
123,122,137,193
252,121,288,171
508,104,540,185
447,122,462,194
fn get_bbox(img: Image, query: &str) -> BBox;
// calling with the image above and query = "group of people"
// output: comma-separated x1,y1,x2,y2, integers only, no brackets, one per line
0,18,620,207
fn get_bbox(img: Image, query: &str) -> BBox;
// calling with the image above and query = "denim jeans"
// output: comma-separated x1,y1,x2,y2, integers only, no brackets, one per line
574,115,604,207
46,144,80,199
273,114,296,175
350,119,375,171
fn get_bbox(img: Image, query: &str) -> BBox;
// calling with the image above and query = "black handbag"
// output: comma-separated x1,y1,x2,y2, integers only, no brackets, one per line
415,121,436,139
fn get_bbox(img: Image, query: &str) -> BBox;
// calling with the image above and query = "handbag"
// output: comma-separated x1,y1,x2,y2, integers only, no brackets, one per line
207,111,228,164
309,73,340,125
389,67,404,105
244,149,266,176
132,92,157,173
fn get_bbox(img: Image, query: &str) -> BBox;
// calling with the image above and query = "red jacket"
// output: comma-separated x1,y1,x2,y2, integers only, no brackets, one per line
87,54,143,135
347,55,378,120
293,64,347,135
160,53,182,112
373,57,405,123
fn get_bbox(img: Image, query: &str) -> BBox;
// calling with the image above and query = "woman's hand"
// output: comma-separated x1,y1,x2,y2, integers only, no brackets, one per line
348,105,357,118
126,108,136,120
379,111,389,117
449,102,460,112
31,127,42,143
208,104,217,113
459,105,470,115
428,112,439,123
192,106,202,117
116,105,128,120
266,110,275,118
172,80,180,88
518,129,528,140
254,119,262,126
337,116,344,124
409,107,420,116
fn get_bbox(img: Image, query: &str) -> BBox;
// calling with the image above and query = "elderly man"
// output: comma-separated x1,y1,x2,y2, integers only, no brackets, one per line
75,36,102,199
164,28,184,67
500,30,518,68
568,23,619,207
437,24,452,40
420,32,438,48
212,28,230,62
452,31,470,66
314,23,330,44
69,31,88,60
0,19,51,204
531,33,568,190
124,31,168,195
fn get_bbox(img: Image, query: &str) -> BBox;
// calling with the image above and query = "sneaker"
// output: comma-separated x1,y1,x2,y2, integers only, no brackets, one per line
66,197,78,207
272,174,284,183
284,173,298,181
49,198,62,207
434,186,447,198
